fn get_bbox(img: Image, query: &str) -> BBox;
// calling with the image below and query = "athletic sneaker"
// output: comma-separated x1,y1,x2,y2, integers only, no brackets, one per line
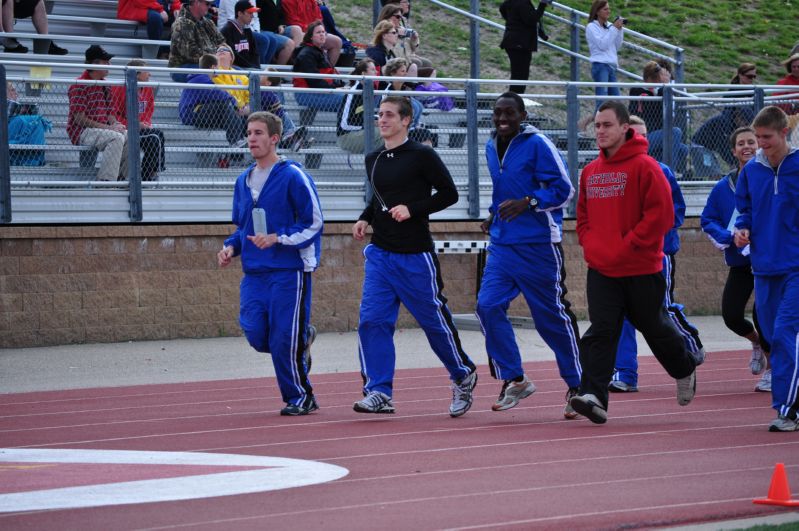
563,387,580,419
691,347,706,366
608,380,638,393
303,324,317,373
280,397,319,416
353,391,395,414
755,369,772,392
769,415,799,432
568,393,607,424
676,370,696,406
749,344,766,375
449,370,478,417
492,376,536,411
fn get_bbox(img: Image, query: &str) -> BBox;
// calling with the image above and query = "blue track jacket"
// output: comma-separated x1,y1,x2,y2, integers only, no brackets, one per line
224,159,323,273
178,73,237,126
700,171,750,268
735,147,799,276
660,163,685,255
485,126,574,244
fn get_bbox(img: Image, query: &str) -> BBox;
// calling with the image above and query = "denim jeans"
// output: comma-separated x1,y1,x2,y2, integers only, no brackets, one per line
590,62,620,109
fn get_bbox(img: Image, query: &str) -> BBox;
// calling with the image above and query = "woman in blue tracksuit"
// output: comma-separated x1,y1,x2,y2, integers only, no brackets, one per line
701,126,771,391
733,106,799,432
219,112,323,417
476,92,582,418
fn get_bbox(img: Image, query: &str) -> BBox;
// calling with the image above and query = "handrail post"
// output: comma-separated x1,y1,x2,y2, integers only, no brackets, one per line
674,48,684,84
362,79,376,205
469,0,480,79
570,10,580,82
565,84,579,216
0,65,10,223
466,80,480,218
661,85,674,169
125,68,142,222
753,86,765,114
249,73,261,112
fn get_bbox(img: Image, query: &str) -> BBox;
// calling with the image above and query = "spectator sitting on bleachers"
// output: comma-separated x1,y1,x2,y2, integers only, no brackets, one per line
292,20,345,114
110,59,166,181
117,0,180,46
376,3,431,73
365,20,398,75
212,44,310,150
256,0,302,45
218,0,294,67
178,53,247,150
169,0,226,82
318,1,356,67
336,58,382,154
628,60,687,172
7,80,51,166
775,53,799,115
692,63,759,167
279,0,341,66
1,0,68,54
67,45,128,181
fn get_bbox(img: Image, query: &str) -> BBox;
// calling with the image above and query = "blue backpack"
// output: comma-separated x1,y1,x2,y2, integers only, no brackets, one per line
9,114,51,166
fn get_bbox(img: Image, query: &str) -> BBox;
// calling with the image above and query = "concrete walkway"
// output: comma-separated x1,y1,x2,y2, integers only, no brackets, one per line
0,315,754,394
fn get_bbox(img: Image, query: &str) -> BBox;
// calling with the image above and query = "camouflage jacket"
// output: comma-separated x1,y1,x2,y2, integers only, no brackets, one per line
168,6,226,68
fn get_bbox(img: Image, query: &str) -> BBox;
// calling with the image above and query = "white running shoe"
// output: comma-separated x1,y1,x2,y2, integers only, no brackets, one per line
676,370,696,406
749,344,766,375
450,370,477,418
353,391,395,414
568,393,607,424
492,376,536,411
755,369,772,392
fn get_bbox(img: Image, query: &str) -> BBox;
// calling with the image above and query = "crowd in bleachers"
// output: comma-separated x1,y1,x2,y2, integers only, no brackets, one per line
3,0,799,183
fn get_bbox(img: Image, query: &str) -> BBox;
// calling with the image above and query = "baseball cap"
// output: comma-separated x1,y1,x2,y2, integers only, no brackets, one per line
234,0,260,14
85,45,113,64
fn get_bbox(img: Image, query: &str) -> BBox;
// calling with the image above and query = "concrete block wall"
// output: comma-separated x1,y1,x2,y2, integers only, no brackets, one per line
0,219,728,348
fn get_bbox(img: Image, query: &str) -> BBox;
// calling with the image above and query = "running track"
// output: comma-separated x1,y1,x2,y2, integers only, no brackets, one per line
1,350,797,530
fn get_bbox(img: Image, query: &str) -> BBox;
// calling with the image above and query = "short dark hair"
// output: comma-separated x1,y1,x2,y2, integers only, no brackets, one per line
729,126,755,150
496,91,526,114
199,53,218,69
247,111,283,138
381,96,412,120
597,100,630,124
352,58,375,76
752,105,788,131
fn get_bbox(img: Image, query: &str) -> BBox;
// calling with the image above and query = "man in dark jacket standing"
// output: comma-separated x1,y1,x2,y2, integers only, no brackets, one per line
351,96,477,418
500,0,551,93
569,100,697,424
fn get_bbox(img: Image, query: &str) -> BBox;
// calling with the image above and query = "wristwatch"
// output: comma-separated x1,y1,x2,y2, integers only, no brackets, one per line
526,195,539,209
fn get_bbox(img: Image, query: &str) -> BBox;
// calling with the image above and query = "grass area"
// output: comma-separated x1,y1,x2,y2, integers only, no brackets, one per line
329,0,797,86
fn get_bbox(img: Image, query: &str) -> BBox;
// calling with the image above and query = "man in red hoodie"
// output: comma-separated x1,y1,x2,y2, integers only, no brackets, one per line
569,100,697,424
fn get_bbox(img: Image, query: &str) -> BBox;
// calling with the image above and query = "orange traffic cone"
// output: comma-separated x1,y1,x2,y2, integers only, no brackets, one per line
753,463,799,506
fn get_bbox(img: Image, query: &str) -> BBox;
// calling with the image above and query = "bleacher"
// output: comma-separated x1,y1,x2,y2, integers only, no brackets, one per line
1,0,724,223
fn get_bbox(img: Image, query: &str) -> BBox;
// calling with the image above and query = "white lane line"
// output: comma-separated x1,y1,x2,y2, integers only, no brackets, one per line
0,449,348,513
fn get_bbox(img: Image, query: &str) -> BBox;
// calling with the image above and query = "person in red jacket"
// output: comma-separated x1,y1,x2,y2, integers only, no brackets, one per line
568,100,697,425
280,0,341,66
110,59,166,181
118,0,181,41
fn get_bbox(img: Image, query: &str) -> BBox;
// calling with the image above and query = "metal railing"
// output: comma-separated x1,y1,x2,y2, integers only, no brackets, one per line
3,60,798,224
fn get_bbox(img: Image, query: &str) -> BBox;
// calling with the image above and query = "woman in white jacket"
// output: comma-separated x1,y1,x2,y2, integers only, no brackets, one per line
585,0,624,108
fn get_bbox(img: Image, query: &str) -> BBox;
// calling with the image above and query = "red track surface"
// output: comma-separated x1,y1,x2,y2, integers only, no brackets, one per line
1,349,797,530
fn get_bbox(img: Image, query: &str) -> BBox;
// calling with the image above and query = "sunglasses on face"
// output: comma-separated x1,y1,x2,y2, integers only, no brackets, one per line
388,30,398,34
392,14,402,18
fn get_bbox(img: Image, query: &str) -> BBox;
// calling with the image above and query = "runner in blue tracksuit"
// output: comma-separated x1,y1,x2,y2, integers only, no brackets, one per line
733,106,799,432
476,92,582,418
611,118,704,392
701,126,771,391
218,111,323,417
352,96,477,418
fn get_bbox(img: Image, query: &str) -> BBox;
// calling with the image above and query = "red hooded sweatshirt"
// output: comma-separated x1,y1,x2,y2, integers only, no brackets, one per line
576,131,673,278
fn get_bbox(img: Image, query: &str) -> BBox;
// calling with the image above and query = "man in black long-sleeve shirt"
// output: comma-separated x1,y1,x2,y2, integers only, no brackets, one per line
351,96,477,418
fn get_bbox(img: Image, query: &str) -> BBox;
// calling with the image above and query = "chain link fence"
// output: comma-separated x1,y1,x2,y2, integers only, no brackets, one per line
4,62,799,223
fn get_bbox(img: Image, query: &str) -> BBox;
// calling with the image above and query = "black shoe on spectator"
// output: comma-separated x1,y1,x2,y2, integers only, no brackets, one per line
4,42,28,53
48,42,68,55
